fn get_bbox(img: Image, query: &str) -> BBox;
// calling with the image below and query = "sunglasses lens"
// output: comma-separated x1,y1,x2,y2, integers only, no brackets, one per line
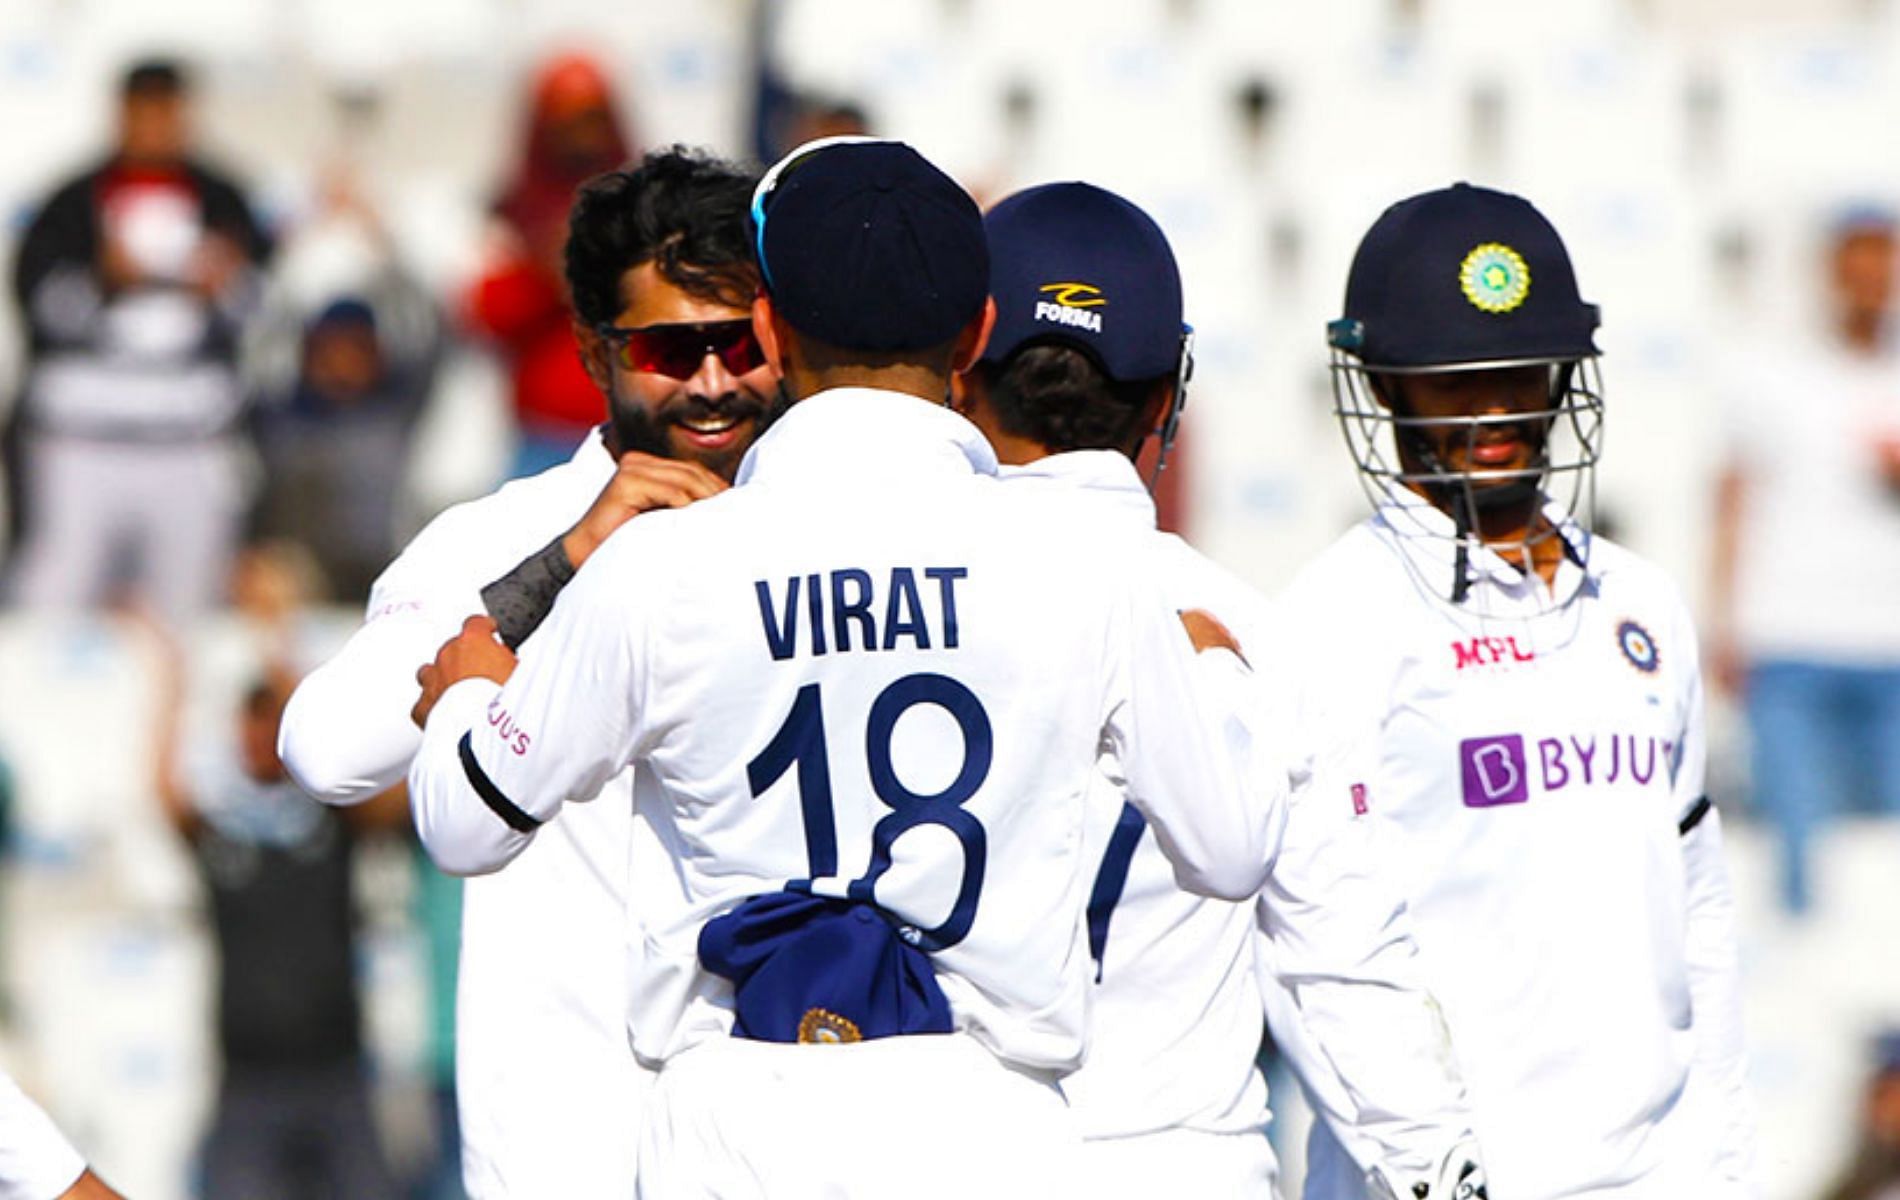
709,324,764,375
611,321,762,380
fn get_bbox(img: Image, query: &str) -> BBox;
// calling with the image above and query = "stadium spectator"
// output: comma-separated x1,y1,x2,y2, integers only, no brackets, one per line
4,58,270,627
1711,207,1900,914
248,293,438,603
245,166,442,604
464,52,635,478
1820,1030,1900,1200
150,640,401,1199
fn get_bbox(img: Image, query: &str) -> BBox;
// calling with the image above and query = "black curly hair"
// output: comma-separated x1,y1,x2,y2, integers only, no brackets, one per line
564,146,761,328
976,343,1166,455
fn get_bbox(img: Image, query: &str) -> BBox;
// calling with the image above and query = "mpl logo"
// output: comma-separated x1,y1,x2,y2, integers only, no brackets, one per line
1460,734,1529,808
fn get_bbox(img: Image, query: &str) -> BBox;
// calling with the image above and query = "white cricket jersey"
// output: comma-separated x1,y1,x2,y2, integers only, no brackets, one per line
999,452,1277,1144
1005,454,1478,1193
409,389,1275,1077
1276,495,1756,1199
278,433,646,1198
0,1069,86,1200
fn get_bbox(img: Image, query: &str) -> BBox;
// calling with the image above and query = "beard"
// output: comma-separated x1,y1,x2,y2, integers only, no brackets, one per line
608,380,791,482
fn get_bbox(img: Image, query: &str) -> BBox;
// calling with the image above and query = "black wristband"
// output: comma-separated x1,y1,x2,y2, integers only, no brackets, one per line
481,535,576,649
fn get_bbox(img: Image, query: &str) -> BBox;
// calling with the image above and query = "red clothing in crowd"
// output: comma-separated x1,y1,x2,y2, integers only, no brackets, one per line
464,54,634,449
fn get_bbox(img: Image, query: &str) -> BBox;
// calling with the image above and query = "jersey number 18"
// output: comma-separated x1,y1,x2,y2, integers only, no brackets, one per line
747,673,992,951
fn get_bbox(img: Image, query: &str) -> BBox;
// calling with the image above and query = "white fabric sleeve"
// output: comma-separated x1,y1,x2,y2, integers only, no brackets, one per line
1681,807,1759,1196
1673,631,1761,1195
1259,627,1479,1183
0,1070,87,1200
1261,777,1476,1180
278,525,484,805
408,531,650,876
1101,591,1280,902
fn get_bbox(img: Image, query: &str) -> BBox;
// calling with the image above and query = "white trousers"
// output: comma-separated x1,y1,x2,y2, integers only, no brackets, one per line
455,812,650,1199
636,1034,1079,1200
7,432,243,625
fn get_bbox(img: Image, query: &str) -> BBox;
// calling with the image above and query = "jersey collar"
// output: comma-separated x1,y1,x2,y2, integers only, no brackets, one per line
733,387,999,486
1373,491,1593,606
578,424,619,480
998,450,1156,528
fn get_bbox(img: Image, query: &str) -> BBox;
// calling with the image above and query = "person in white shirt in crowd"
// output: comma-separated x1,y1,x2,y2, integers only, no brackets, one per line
1710,206,1900,915
955,180,1485,1200
4,58,270,626
0,1069,122,1200
278,147,781,1198
1270,182,1757,1198
404,137,1273,1200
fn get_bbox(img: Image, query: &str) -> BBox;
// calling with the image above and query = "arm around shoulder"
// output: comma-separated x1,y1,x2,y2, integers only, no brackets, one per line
1111,597,1282,901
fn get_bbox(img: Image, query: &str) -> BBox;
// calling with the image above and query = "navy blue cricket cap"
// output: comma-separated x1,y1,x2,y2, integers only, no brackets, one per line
698,891,953,1045
751,137,989,352
1331,182,1600,369
979,182,1185,382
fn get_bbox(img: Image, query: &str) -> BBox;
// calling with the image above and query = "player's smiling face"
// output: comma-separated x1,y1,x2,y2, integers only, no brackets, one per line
1386,364,1552,492
595,262,783,483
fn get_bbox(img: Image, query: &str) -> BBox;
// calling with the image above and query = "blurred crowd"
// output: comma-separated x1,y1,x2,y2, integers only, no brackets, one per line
0,14,1895,1198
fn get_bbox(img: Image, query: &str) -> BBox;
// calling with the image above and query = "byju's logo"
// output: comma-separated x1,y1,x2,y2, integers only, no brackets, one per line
1460,735,1529,807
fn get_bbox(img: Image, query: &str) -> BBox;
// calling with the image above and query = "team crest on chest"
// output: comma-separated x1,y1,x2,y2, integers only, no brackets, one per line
1615,619,1660,674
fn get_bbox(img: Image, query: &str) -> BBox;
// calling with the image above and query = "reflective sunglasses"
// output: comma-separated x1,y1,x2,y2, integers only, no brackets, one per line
596,319,764,380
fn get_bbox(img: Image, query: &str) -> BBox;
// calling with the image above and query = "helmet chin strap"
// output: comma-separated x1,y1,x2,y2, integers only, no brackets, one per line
1394,421,1542,605
1144,326,1195,492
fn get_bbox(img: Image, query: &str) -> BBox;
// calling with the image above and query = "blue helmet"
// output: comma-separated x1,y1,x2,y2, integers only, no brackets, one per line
1330,183,1599,368
1327,183,1606,607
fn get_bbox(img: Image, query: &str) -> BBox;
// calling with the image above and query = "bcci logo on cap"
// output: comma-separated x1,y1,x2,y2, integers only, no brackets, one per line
1459,243,1531,314
1034,282,1105,333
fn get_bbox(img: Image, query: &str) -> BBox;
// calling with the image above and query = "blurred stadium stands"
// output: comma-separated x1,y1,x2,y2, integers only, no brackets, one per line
1,1,1897,1195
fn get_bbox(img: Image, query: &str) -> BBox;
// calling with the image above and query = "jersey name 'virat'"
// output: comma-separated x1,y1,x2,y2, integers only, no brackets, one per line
755,566,969,661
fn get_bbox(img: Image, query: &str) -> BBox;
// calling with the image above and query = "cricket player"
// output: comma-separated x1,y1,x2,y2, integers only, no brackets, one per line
406,137,1275,1199
277,148,779,1197
960,181,1485,1199
1270,183,1757,1197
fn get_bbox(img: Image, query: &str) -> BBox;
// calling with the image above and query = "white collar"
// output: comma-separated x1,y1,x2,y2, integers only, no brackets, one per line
573,426,618,481
999,450,1156,528
1372,490,1594,607
735,387,999,486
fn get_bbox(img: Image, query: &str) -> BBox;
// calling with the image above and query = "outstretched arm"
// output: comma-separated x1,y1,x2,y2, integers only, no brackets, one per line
409,532,656,876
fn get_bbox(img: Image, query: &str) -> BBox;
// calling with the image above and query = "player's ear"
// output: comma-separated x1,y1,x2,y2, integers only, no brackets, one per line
947,364,974,415
753,292,787,376
574,319,612,394
949,297,997,374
